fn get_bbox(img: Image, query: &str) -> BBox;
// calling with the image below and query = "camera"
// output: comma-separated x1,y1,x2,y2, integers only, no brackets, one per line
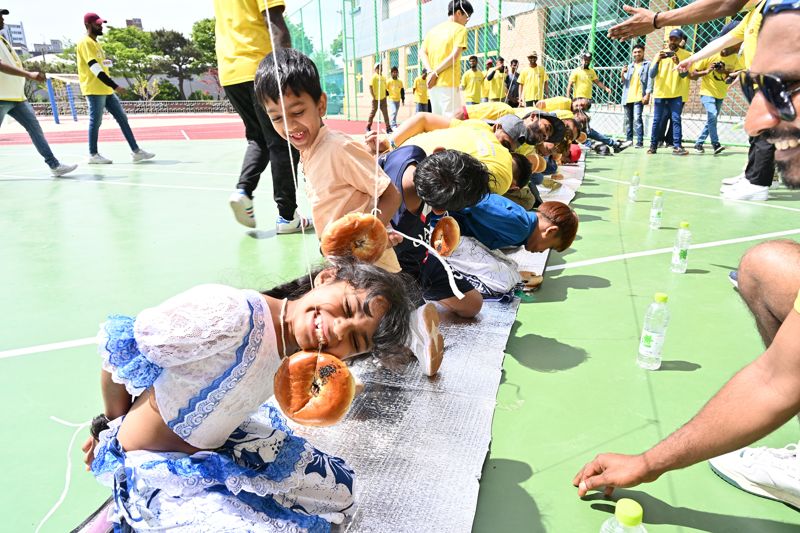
662,50,676,58
712,61,726,71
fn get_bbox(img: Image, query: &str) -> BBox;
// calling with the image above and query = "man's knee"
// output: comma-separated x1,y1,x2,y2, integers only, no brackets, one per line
739,240,800,294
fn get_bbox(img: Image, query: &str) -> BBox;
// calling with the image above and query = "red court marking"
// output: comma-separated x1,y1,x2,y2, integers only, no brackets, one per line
0,117,367,145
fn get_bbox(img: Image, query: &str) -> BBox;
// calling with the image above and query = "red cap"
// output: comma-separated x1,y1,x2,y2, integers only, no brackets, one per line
84,13,107,25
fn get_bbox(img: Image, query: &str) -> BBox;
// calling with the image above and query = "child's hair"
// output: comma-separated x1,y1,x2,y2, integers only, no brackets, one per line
263,258,418,357
414,149,491,212
538,201,579,252
573,97,592,111
448,0,474,16
510,152,533,188
571,110,589,134
255,48,322,105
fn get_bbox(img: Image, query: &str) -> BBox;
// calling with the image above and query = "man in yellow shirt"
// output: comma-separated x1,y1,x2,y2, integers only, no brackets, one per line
387,66,405,129
77,13,154,166
461,55,484,105
0,9,77,177
367,63,392,133
647,29,691,155
518,51,549,106
215,0,307,232
420,0,471,116
412,69,429,113
567,52,611,100
620,43,652,148
690,22,743,155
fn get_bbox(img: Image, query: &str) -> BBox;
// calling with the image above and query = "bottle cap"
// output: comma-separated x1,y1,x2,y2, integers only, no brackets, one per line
615,498,644,527
654,292,668,303
680,221,690,229
633,171,639,175
655,190,663,196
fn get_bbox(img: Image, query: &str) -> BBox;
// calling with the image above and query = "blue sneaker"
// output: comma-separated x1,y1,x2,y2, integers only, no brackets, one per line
729,270,739,289
276,211,313,235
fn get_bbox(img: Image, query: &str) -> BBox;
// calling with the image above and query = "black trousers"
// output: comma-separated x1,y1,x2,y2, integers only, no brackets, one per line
224,81,299,220
745,134,776,187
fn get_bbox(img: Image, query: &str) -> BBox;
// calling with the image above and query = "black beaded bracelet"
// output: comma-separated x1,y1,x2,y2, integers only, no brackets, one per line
653,11,662,30
90,413,110,440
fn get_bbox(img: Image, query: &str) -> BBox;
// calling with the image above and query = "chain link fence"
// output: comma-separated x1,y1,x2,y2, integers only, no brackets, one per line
285,0,751,146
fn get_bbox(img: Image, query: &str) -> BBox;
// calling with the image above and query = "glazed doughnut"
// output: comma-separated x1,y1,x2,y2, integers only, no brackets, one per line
274,351,356,427
533,154,548,173
320,212,388,263
431,216,460,257
577,132,588,143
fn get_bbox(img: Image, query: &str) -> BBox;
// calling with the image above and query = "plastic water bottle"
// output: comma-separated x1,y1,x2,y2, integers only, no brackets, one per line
670,221,692,273
638,293,669,370
600,498,648,532
628,172,640,202
649,191,663,229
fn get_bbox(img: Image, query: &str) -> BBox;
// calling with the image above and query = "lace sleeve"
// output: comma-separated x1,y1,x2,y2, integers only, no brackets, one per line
134,284,253,368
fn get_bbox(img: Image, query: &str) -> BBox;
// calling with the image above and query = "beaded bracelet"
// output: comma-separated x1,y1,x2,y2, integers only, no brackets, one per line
90,413,110,440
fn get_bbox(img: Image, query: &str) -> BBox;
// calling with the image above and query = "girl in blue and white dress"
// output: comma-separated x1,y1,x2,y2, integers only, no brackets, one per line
83,260,415,532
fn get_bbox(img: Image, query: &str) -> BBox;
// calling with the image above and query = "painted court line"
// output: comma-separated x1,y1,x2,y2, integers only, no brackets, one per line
546,227,800,272
1,163,239,178
0,173,229,192
586,174,800,213
0,337,96,360
181,129,191,140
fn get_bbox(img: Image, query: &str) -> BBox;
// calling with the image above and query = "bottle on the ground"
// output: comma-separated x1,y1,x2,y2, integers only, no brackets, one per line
649,191,663,229
638,293,669,370
628,172,640,202
670,221,692,273
600,498,648,532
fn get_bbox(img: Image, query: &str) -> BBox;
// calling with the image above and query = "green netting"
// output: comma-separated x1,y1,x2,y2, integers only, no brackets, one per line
286,0,750,145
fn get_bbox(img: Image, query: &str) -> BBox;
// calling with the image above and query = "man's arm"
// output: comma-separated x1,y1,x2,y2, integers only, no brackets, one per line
263,5,291,49
431,45,465,81
542,80,549,99
593,78,612,94
574,309,800,496
0,60,44,81
608,1,749,41
566,80,574,99
364,112,452,153
678,33,743,72
375,180,402,228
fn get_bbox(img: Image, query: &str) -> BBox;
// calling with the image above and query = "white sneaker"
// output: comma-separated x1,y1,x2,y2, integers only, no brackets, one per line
721,180,770,201
229,190,256,228
276,211,314,235
407,303,444,377
88,154,112,165
132,149,155,162
709,442,800,510
720,173,745,187
50,163,78,177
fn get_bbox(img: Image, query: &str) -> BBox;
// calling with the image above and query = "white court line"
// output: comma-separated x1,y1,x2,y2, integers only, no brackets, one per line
181,129,191,141
0,163,239,178
0,173,229,192
586,174,800,213
0,337,96,360
546,227,800,272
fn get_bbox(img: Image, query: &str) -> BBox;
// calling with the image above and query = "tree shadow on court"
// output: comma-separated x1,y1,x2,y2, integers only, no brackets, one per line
578,213,605,223
570,203,610,212
584,490,800,532
506,321,589,372
658,360,701,371
685,268,710,275
474,458,546,533
576,192,612,199
531,273,612,303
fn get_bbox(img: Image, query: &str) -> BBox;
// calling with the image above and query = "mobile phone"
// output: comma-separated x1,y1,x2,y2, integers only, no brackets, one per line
662,51,676,58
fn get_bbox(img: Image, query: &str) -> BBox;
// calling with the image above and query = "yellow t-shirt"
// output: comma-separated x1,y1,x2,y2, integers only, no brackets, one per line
731,0,765,69
569,68,598,99
76,36,114,96
214,0,285,87
466,101,514,120
652,48,691,99
413,76,428,104
422,21,468,88
387,78,404,102
519,65,549,102
403,119,512,195
487,69,507,100
0,36,25,101
461,69,485,104
795,289,800,313
371,73,388,100
626,63,644,104
694,53,742,100
538,96,572,112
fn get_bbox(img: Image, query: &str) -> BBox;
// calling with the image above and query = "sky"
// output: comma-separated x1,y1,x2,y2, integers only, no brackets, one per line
4,0,309,46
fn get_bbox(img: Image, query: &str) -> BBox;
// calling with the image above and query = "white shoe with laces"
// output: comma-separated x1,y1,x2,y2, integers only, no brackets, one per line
229,190,256,228
720,173,745,187
132,149,155,162
88,153,112,165
276,211,314,234
407,303,444,377
50,163,78,177
709,441,800,510
721,179,770,201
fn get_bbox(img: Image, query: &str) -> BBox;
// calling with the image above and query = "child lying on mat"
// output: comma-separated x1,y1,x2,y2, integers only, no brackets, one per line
83,260,415,532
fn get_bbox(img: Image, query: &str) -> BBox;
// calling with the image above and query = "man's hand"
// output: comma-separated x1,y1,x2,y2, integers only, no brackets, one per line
573,453,657,497
622,65,629,76
364,130,390,155
642,94,650,105
657,51,668,61
81,435,98,471
114,86,126,95
608,5,657,41
677,57,695,73
26,71,46,83
671,55,680,65
605,86,612,94
427,72,438,89
387,229,403,248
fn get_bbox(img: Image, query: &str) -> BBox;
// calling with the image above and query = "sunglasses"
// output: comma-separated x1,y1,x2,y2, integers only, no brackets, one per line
739,71,800,121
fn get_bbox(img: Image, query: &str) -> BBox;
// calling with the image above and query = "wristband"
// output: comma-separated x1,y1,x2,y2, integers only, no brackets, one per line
90,413,110,440
653,11,662,30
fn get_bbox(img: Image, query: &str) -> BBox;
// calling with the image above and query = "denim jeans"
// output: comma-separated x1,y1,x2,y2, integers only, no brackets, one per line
588,127,615,146
86,94,139,155
0,100,59,168
696,95,723,146
624,102,644,145
388,100,401,128
415,102,428,113
650,97,683,149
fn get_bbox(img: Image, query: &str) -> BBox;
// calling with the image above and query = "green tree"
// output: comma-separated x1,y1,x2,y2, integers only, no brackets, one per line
330,30,343,59
152,29,201,99
191,18,216,70
285,19,314,56
102,26,159,88
154,79,181,100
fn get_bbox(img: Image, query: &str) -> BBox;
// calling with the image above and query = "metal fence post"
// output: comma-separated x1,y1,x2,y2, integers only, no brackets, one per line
589,0,599,54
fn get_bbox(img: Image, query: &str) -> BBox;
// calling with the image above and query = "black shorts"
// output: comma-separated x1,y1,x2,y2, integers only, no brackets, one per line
399,251,474,302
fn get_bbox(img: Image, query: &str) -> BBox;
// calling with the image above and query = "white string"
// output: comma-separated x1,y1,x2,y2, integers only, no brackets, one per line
35,416,91,533
389,228,465,300
279,297,289,357
264,12,315,290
